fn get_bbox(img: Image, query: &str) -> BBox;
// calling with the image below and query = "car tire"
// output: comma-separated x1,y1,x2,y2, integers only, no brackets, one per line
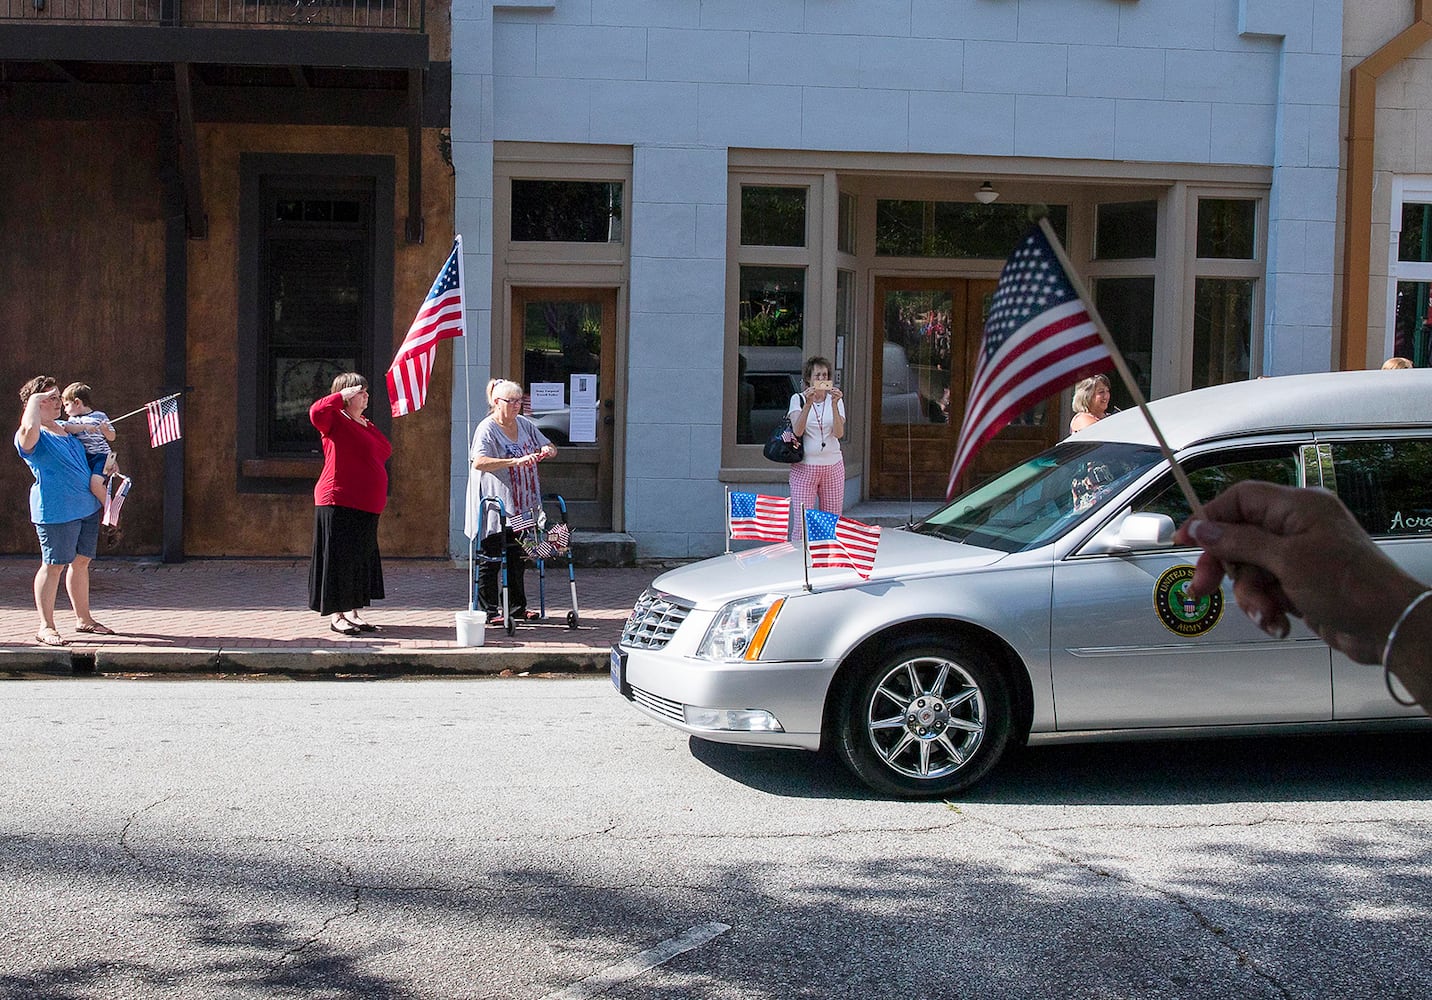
834,634,1012,798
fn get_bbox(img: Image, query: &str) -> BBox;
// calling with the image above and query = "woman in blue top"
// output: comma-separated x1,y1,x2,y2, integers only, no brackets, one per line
14,376,111,646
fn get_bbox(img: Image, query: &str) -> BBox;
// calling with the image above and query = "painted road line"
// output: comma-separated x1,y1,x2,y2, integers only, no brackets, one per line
540,921,732,1000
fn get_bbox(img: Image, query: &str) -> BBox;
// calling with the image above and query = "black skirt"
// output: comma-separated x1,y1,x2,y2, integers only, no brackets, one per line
308,505,385,616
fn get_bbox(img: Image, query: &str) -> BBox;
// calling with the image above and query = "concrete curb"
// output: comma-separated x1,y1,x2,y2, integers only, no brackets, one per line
0,646,612,677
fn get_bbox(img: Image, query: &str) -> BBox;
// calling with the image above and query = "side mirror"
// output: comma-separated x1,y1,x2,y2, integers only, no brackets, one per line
1082,511,1177,555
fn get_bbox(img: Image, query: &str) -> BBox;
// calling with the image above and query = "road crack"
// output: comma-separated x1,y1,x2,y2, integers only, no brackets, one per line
959,808,1297,1000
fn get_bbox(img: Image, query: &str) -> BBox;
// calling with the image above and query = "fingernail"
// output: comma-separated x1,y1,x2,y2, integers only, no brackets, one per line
1188,519,1222,544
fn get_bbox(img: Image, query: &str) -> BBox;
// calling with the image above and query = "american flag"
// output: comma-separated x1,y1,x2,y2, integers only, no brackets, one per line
804,509,881,579
507,508,539,534
146,395,181,448
729,491,790,543
387,236,465,417
947,223,1112,498
530,523,571,559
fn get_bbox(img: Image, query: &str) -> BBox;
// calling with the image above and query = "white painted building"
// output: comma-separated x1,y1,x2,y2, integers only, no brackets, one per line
447,0,1352,560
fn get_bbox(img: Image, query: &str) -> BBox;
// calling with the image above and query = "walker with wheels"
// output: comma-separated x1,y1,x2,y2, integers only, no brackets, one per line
470,493,580,636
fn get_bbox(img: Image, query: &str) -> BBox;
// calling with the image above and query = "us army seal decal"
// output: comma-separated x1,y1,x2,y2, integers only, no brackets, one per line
1154,565,1223,637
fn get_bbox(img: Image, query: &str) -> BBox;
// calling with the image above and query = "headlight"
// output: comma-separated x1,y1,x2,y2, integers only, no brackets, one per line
695,594,785,661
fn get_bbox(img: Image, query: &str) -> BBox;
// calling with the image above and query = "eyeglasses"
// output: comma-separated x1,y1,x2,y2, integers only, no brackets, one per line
495,397,523,404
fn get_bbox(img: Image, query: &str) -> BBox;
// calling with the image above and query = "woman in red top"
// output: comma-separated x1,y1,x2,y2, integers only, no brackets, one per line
308,373,392,636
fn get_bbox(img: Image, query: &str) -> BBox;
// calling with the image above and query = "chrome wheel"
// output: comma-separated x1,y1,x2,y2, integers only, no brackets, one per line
866,655,986,781
835,634,1012,798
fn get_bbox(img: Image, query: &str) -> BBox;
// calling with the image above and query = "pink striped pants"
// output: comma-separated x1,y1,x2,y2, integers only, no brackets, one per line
788,459,845,539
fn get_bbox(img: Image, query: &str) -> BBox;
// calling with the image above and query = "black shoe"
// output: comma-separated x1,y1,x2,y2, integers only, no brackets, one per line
330,620,361,636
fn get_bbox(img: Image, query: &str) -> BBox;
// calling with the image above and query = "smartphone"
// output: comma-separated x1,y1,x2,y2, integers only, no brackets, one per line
811,380,834,391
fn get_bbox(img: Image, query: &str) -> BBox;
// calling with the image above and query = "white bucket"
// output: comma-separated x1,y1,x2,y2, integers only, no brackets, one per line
454,610,486,647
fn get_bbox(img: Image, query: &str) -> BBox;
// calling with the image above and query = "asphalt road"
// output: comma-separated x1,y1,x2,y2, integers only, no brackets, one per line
2,677,1431,999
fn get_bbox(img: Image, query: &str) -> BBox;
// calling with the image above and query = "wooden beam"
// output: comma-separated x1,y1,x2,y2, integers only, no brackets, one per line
404,65,424,244
173,61,207,239
288,65,310,89
0,25,428,70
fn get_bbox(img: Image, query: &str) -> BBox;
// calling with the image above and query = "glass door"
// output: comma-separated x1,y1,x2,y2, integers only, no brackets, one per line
509,287,617,530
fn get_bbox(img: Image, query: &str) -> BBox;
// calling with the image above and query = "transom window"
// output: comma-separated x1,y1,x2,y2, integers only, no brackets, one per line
511,179,623,243
875,200,1068,258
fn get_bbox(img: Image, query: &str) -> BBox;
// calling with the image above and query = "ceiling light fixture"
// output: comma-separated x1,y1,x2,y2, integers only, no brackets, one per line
974,181,1000,205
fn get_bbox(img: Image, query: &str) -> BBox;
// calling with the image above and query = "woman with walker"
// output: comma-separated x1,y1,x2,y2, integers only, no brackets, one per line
471,378,556,625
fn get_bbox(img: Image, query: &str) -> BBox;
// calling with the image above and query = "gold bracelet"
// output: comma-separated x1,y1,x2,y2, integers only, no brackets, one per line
1382,589,1432,707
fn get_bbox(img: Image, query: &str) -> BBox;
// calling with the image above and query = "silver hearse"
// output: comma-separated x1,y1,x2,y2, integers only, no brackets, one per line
612,371,1432,797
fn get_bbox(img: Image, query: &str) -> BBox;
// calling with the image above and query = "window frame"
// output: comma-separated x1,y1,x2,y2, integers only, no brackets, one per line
1385,176,1432,365
1183,186,1266,386
724,170,827,473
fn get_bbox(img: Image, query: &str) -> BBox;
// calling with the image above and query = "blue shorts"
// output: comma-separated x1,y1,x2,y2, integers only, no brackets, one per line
86,452,108,478
35,510,101,565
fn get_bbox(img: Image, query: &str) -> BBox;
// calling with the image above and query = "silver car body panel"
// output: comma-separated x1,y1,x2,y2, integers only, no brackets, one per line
618,371,1432,755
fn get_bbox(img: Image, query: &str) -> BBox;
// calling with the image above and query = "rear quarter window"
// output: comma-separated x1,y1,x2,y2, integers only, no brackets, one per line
1328,439,1432,537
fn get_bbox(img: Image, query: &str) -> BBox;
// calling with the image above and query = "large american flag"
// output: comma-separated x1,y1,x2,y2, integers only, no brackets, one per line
145,394,181,448
946,224,1112,498
804,509,881,579
729,491,790,543
387,236,465,417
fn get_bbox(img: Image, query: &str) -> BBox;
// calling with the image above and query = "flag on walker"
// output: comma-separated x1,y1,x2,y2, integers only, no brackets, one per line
145,395,181,447
946,223,1112,498
729,491,790,543
804,509,880,579
388,236,465,417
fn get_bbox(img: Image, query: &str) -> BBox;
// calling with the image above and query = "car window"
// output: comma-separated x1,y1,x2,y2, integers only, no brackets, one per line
1131,446,1302,524
1328,438,1432,537
916,441,1163,553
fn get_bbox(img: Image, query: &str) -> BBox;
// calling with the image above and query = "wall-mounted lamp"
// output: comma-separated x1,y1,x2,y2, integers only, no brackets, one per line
974,181,999,205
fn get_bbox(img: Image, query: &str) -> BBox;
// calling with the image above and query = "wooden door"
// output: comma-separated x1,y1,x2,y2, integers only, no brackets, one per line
509,287,617,530
869,277,1060,500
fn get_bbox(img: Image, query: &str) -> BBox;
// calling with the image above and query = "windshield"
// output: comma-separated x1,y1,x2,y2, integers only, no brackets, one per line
914,441,1164,552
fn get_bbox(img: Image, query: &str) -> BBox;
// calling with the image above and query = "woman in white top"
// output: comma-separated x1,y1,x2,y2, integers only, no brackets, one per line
787,356,846,538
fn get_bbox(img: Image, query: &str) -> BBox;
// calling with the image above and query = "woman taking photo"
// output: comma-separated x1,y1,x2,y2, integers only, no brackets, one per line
471,378,556,625
309,373,391,636
1069,373,1111,434
788,356,846,536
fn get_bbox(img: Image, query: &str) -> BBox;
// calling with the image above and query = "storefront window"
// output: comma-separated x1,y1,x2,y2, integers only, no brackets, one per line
1093,276,1154,409
1095,201,1158,260
740,186,807,247
736,266,805,444
1197,199,1256,259
1192,277,1254,388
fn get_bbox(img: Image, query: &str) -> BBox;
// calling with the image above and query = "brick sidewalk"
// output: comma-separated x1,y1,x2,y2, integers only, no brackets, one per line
0,557,659,674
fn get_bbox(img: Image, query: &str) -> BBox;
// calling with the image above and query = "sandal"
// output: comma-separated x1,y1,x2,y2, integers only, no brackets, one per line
330,620,362,637
76,620,115,635
35,627,67,647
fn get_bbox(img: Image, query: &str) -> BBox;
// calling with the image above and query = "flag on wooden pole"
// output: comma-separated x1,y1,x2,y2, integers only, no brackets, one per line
947,224,1112,498
948,215,1204,517
388,236,465,417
